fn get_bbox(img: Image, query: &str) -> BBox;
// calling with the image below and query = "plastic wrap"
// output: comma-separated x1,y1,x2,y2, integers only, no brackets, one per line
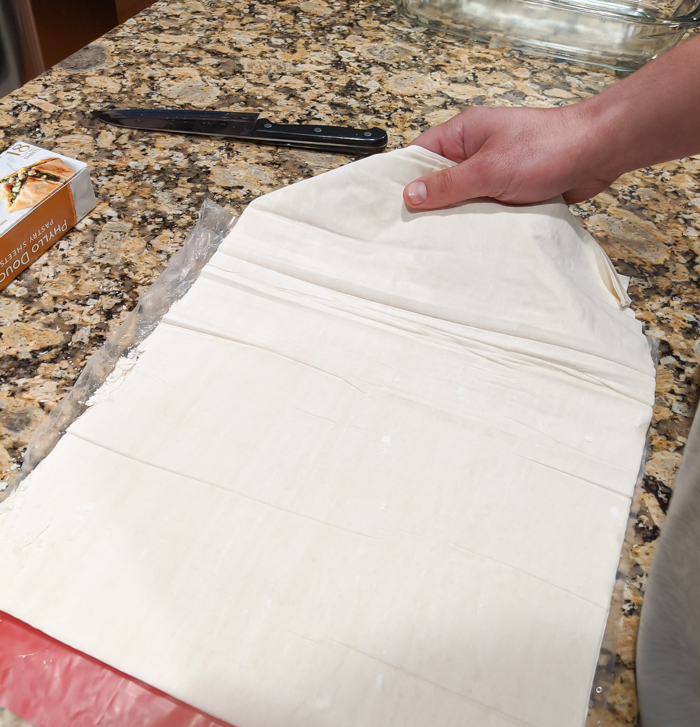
0,199,235,726
0,194,656,726
0,198,235,504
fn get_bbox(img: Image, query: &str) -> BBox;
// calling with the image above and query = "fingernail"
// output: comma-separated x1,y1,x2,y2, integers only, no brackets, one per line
406,181,427,205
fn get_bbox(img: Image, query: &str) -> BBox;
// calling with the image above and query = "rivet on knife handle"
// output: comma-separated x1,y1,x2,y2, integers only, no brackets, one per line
252,120,387,154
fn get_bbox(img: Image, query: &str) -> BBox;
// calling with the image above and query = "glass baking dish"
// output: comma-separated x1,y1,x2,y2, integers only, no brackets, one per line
394,0,700,71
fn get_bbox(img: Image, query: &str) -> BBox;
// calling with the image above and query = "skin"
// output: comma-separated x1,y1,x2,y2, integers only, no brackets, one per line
403,34,700,210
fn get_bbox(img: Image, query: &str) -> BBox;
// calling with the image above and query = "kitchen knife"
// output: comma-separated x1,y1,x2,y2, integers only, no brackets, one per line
92,109,387,155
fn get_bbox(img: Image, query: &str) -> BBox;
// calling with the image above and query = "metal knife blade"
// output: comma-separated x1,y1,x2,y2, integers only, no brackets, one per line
91,109,387,155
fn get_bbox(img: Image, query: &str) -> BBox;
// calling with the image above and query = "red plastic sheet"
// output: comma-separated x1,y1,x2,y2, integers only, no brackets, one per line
0,611,233,727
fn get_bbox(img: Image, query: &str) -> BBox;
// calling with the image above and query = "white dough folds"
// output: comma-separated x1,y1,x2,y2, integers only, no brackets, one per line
0,147,655,727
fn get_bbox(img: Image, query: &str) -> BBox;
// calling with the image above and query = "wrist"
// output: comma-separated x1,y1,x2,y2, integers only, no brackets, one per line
564,94,631,188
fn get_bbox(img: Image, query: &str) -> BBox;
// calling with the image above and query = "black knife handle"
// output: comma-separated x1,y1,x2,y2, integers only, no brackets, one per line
251,120,387,155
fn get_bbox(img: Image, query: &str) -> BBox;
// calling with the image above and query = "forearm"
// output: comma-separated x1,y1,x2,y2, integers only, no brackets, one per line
404,34,700,209
574,34,700,182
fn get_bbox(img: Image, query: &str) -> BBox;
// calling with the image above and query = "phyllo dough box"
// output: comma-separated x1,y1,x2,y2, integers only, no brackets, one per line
0,141,96,290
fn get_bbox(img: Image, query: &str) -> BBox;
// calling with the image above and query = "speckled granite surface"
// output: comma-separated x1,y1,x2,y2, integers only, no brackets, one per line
0,1,698,725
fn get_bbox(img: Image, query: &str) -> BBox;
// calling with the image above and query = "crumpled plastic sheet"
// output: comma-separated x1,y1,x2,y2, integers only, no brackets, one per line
0,611,232,727
0,199,236,726
1,198,235,504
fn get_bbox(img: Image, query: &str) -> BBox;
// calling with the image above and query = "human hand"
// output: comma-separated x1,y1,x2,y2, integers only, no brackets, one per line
403,104,619,209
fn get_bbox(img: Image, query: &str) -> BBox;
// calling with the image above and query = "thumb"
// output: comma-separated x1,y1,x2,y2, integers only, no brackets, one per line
403,157,493,210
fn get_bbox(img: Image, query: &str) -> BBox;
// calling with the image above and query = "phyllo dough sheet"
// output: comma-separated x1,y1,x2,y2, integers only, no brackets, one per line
0,147,655,727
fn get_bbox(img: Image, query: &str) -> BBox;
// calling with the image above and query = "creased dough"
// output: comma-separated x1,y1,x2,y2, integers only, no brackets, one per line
0,147,655,727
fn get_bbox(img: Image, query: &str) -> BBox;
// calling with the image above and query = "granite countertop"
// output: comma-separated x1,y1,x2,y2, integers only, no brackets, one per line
0,0,698,724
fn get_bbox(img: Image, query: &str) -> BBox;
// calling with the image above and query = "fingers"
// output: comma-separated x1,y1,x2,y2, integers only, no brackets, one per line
403,109,502,208
408,124,456,160
403,106,595,209
403,156,493,210
408,110,482,162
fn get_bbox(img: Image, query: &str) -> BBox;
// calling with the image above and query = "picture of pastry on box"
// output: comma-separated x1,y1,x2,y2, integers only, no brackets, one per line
0,157,75,214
